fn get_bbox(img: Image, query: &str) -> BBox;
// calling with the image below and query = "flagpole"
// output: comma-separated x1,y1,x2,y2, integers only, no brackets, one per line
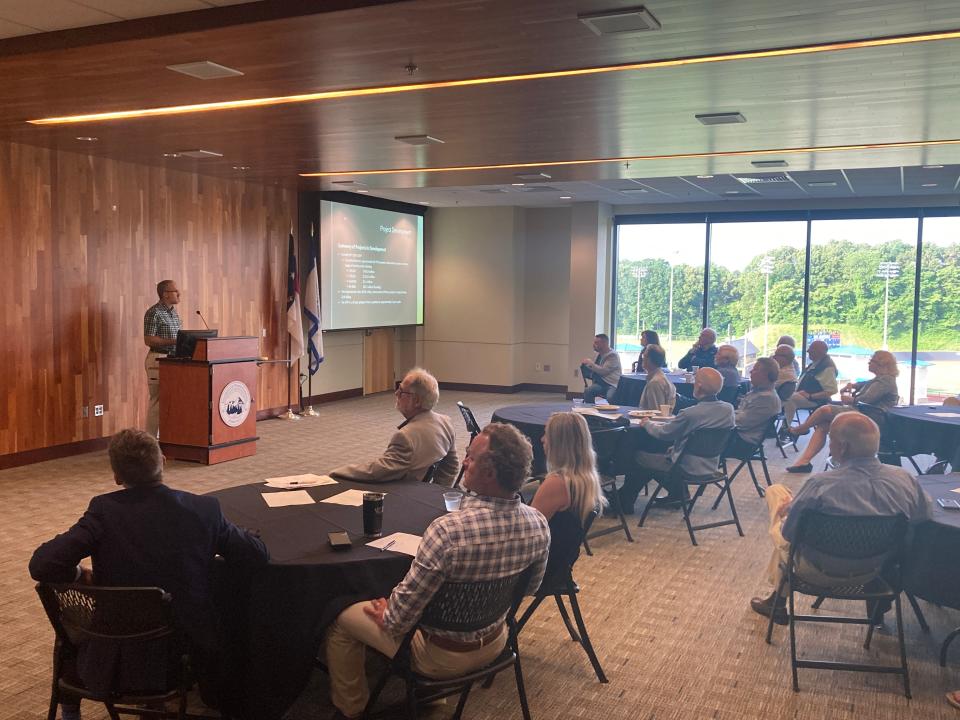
281,224,302,421
302,220,321,417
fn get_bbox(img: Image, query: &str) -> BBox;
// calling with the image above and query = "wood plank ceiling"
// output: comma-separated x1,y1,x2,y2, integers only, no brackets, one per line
3,0,960,202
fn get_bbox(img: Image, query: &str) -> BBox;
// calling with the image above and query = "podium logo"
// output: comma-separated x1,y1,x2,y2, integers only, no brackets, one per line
219,381,252,427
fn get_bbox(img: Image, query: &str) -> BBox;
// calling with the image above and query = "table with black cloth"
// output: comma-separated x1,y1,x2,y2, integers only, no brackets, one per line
210,479,447,720
905,474,960,612
615,372,750,407
886,405,960,468
491,402,669,475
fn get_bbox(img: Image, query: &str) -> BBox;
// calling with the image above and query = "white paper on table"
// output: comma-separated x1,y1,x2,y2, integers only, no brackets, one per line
264,473,338,489
950,487,960,495
366,532,422,556
262,490,315,507
321,489,368,506
927,412,960,418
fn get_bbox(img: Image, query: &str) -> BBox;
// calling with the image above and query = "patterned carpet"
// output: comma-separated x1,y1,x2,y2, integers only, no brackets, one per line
1,390,956,720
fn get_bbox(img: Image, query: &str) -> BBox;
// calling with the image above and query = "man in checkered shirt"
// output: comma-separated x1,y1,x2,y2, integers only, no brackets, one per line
143,279,181,437
325,422,550,719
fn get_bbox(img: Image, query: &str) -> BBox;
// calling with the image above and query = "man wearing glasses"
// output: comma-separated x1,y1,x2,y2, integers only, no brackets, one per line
143,280,182,437
330,367,459,485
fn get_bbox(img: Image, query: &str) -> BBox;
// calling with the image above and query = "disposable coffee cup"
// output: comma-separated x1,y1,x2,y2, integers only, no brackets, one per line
443,492,462,512
572,397,584,406
659,404,672,417
362,492,384,538
692,365,700,372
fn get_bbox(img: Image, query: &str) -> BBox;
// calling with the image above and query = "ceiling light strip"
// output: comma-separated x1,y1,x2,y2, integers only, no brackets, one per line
27,28,960,125
299,138,960,178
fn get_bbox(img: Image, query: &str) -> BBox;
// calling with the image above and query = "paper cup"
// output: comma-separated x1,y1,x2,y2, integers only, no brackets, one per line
659,404,673,417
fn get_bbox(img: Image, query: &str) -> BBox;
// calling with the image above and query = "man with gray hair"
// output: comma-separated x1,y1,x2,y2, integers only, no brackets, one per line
750,413,932,625
678,327,719,370
330,367,459,485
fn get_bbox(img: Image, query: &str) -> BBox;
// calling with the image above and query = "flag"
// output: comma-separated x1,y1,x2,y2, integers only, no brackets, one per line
286,232,305,362
304,224,324,375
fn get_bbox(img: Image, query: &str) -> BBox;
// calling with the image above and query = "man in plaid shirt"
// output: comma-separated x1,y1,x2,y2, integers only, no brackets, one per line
325,422,550,719
143,280,181,437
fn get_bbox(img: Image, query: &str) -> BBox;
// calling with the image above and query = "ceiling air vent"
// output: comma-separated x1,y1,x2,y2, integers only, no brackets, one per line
736,174,792,185
519,186,560,193
515,172,552,181
752,160,789,168
695,112,746,125
579,6,661,35
166,61,244,80
394,135,444,145
619,188,650,194
174,149,223,158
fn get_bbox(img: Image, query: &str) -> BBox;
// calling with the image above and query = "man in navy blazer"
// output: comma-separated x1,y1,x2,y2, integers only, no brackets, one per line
30,428,269,719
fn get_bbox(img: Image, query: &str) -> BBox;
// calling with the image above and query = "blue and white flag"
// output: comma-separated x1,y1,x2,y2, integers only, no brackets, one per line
286,232,305,362
304,225,324,375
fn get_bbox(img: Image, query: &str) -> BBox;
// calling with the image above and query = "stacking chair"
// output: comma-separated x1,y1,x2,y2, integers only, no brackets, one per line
637,427,741,546
420,461,441,483
718,416,778,500
856,402,923,473
582,424,633,554
453,401,483,486
35,583,200,720
517,509,608,683
773,381,798,456
363,568,534,720
764,512,911,698
718,385,740,407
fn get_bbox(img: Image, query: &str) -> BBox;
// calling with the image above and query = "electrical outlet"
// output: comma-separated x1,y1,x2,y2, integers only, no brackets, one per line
81,406,89,418
262,328,267,337
543,364,551,372
94,405,104,417
535,363,543,371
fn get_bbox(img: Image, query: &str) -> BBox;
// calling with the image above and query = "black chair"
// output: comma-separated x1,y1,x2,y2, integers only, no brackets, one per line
637,427,742,546
718,385,740,407
857,403,923,473
454,401,483,486
718,416,778,500
924,459,952,475
517,509,607,683
421,461,441,483
773,381,798,457
363,568,534,720
35,583,201,720
582,425,633,553
764,512,911,698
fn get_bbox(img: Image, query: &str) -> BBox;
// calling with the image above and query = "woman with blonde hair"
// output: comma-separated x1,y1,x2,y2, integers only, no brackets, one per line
786,350,901,473
715,344,742,388
531,412,606,523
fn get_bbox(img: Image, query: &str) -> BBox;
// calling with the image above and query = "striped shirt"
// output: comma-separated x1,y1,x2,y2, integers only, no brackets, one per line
143,302,181,348
382,493,550,640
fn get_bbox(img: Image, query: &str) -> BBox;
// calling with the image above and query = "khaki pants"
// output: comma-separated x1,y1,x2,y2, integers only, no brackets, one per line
782,394,819,428
765,484,794,588
325,601,506,717
145,351,162,437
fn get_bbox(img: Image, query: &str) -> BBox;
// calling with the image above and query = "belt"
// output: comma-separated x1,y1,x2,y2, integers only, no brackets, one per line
423,623,504,652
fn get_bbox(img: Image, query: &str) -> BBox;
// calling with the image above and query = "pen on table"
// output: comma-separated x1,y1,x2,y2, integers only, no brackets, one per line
380,539,396,552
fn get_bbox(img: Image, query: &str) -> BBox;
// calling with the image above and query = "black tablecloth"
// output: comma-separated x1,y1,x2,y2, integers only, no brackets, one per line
615,372,750,406
904,474,960,609
211,480,447,720
492,402,668,474
887,405,960,467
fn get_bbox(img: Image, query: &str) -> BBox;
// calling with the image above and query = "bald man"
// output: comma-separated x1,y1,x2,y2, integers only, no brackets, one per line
781,339,838,429
617,367,735,511
751,413,932,625
678,327,718,370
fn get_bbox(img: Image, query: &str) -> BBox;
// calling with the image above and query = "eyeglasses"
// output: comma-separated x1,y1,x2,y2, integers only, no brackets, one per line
395,387,415,397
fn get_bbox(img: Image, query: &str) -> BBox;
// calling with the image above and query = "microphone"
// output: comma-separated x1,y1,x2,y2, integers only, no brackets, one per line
196,310,210,329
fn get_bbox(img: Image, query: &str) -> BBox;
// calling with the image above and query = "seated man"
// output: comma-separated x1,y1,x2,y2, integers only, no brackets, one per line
781,340,838,431
776,334,802,374
638,344,676,412
29,429,269,720
750,413,932,625
772,343,798,390
581,333,622,403
324,423,550,719
678,327,719,370
725,357,782,457
330,367,459,485
618,368,735,512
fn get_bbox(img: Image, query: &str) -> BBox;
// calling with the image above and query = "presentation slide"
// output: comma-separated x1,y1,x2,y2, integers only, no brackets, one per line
319,200,424,330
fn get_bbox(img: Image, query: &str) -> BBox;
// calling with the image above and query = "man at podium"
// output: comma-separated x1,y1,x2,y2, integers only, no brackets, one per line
143,280,181,437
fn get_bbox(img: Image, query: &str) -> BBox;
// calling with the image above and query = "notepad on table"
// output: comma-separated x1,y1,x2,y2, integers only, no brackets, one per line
321,489,368,507
262,490,315,507
366,533,422,556
264,473,337,489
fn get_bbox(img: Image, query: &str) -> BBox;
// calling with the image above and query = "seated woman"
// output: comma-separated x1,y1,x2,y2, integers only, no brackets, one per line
715,344,742,388
786,350,900,473
531,412,605,523
631,329,668,372
637,344,676,412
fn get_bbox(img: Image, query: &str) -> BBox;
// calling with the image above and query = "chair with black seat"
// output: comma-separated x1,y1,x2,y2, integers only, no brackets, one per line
516,508,608,683
764,512,911,698
718,385,740,407
363,567,535,720
35,583,201,720
637,427,741,546
856,402,923,473
420,461,441,483
718,416,778,500
774,381,798,457
453,401,483,487
581,423,633,554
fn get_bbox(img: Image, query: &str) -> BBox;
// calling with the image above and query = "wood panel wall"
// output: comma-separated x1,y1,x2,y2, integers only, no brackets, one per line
0,140,296,459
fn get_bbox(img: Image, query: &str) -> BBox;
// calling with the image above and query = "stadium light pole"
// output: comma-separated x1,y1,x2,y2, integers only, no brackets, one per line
877,261,900,349
760,256,775,355
635,265,648,341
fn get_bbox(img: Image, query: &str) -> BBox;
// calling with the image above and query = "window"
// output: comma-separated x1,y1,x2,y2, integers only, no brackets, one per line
918,216,960,401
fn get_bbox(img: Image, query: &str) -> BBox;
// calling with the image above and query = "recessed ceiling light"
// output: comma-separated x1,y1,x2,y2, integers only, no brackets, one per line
395,134,444,145
419,201,430,205
752,159,789,168
515,172,552,180
232,165,250,171
619,188,649,194
696,112,746,125
175,149,223,158
696,175,714,179
75,136,98,142
511,183,526,186
559,195,573,199
162,152,180,158
356,189,370,193
923,164,944,169
167,61,244,80
807,181,838,187
724,190,744,195
922,183,939,187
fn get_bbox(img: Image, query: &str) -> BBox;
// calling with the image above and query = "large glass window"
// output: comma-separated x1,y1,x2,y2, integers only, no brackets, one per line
707,221,806,372
615,223,705,371
918,216,960,401
808,218,918,402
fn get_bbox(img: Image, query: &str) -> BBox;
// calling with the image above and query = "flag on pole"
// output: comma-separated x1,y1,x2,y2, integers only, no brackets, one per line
304,224,324,375
286,232,305,362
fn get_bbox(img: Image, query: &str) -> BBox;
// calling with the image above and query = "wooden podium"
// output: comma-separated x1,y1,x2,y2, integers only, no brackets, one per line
158,336,259,465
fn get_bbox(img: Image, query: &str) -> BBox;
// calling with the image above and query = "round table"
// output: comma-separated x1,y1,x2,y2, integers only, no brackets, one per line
886,405,960,467
211,479,448,720
616,372,750,406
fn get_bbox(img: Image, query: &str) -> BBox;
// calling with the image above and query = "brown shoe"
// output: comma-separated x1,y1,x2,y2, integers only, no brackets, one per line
751,593,788,625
